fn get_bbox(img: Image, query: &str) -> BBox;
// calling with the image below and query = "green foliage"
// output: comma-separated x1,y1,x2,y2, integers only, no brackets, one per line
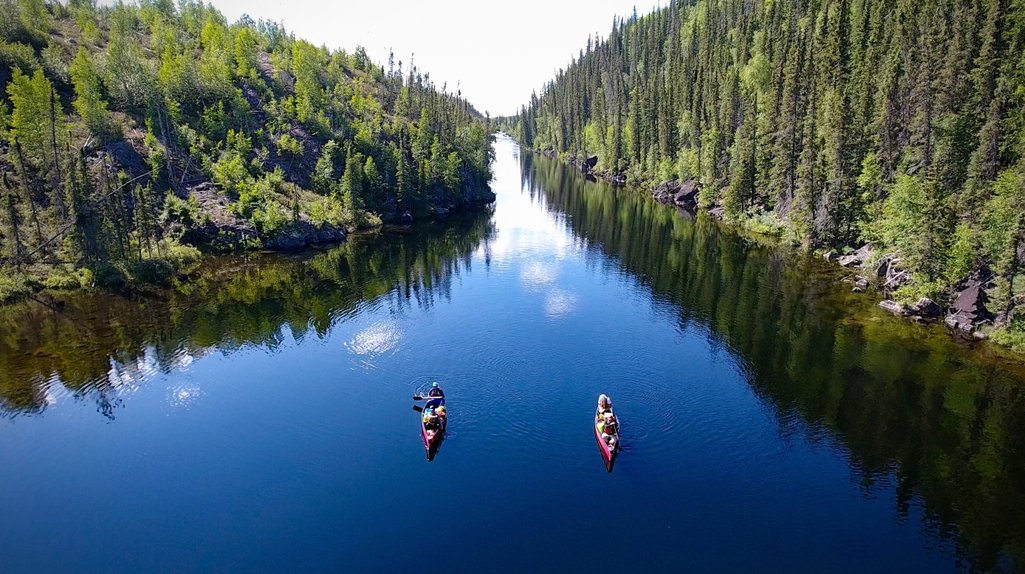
232,169,291,234
69,47,110,134
308,195,346,227
875,174,954,292
0,0,493,297
945,222,978,285
162,193,206,230
212,152,250,195
311,140,339,194
104,27,153,108
0,272,33,304
0,41,40,73
980,162,1025,313
233,27,259,79
340,150,365,224
511,0,1025,303
989,321,1025,353
275,133,302,156
6,67,53,162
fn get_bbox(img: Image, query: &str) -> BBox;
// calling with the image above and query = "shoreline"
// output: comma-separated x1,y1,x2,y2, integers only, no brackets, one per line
0,200,495,306
527,144,1022,357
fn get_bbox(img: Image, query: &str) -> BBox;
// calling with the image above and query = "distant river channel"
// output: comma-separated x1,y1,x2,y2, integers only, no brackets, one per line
2,135,1024,573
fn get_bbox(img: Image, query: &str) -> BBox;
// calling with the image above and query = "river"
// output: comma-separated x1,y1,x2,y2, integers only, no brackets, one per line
2,136,1024,573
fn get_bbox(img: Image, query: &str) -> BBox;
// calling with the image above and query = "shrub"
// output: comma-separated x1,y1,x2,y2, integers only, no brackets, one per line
0,272,33,303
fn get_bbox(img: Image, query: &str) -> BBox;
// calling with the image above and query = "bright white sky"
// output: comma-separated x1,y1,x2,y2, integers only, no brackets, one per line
197,0,662,116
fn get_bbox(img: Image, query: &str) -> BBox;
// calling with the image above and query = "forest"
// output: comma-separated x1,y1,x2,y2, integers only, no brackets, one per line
0,0,495,302
505,0,1025,349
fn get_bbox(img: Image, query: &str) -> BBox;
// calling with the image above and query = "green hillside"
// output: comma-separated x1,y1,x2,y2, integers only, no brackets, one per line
0,0,495,301
507,0,1025,348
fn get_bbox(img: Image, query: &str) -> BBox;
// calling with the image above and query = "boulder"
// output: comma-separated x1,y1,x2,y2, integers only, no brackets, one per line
909,297,943,319
652,180,681,205
874,254,896,278
852,277,870,293
944,271,994,334
879,299,909,316
837,253,861,267
951,278,989,320
838,243,875,268
674,180,700,208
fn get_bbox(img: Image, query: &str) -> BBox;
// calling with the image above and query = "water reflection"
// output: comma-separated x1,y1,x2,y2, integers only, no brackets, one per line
0,211,496,418
521,151,1025,572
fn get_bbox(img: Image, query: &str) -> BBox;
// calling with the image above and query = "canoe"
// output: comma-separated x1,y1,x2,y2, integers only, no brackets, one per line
421,401,447,461
594,412,619,471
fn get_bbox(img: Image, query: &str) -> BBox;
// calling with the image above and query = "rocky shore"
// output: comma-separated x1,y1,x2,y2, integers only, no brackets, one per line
533,146,1006,343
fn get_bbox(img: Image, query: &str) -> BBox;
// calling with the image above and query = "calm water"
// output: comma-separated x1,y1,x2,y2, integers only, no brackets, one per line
2,136,1025,573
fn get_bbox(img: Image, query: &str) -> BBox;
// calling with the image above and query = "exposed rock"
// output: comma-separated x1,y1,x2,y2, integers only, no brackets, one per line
263,220,345,250
883,269,911,290
837,254,860,267
708,205,725,219
945,269,995,334
838,243,875,268
879,299,909,316
951,278,990,319
823,250,837,263
909,297,943,319
537,146,557,159
652,180,680,204
103,140,147,178
674,180,700,208
605,172,627,185
874,254,895,278
852,277,870,293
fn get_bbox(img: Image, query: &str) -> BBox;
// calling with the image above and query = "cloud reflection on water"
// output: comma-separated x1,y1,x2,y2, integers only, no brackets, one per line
346,320,403,356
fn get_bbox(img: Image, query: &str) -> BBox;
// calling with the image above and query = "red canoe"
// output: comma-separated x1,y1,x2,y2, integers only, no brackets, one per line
594,412,620,471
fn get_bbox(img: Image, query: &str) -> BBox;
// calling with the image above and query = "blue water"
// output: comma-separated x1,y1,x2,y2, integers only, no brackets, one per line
3,136,1020,572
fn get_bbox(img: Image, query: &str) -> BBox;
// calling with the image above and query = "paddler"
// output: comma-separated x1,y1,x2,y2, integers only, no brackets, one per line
600,412,618,447
428,382,445,398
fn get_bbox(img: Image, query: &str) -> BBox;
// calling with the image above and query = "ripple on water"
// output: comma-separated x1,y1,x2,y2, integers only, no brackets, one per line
168,382,202,409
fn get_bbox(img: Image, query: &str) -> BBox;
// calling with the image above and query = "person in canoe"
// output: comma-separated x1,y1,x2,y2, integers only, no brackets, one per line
597,411,618,449
428,382,445,398
596,394,613,416
423,407,442,431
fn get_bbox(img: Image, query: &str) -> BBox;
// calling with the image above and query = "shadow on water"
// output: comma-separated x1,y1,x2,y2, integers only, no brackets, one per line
521,151,1025,573
0,210,496,420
